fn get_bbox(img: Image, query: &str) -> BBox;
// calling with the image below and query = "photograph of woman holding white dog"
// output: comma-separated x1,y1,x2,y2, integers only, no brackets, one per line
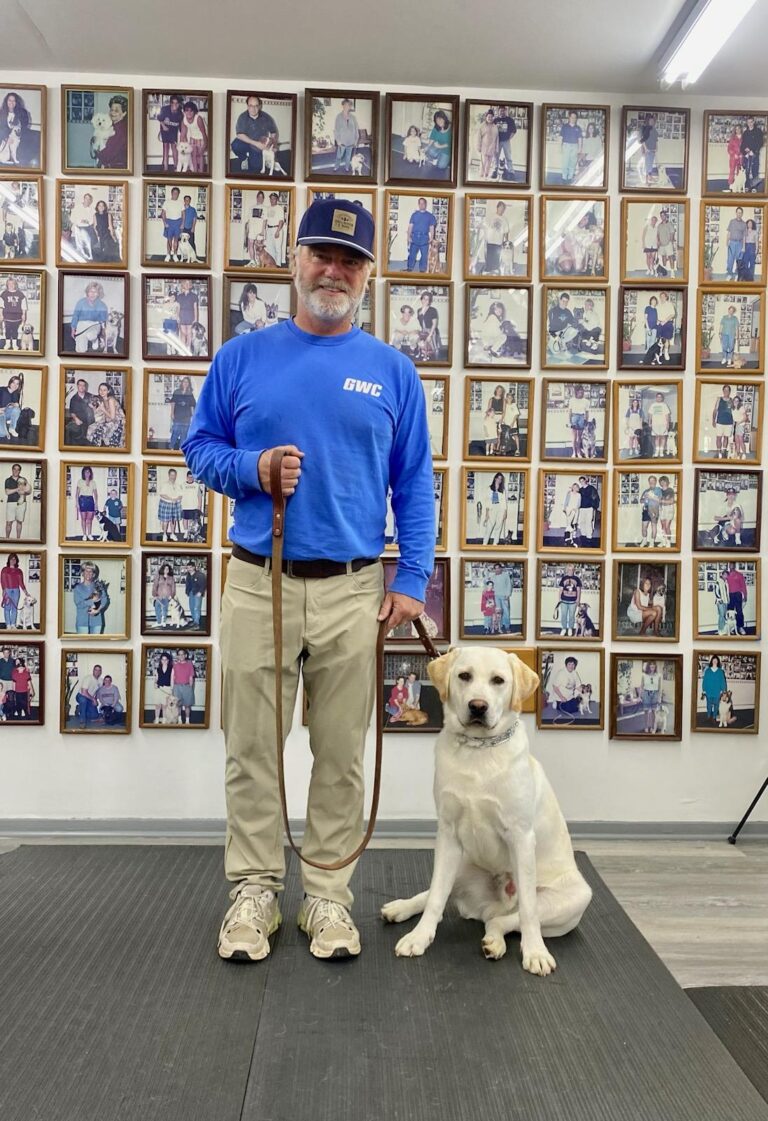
693,651,759,733
61,649,129,733
0,87,43,171
610,655,681,740
140,645,209,728
62,87,132,174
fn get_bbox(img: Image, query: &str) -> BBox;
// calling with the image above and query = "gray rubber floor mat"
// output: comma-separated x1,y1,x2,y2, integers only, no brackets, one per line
687,986,768,1103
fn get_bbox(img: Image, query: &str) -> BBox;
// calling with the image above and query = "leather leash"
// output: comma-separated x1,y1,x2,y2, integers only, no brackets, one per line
269,449,440,870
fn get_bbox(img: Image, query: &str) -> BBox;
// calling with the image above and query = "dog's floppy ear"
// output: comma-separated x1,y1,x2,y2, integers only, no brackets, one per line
507,653,539,711
427,647,460,703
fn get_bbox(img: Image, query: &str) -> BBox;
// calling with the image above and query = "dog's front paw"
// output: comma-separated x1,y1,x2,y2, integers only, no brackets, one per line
394,925,434,957
481,933,507,960
522,944,557,976
381,899,414,924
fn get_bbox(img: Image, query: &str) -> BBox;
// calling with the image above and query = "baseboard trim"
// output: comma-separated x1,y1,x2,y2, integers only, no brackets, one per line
0,818,766,839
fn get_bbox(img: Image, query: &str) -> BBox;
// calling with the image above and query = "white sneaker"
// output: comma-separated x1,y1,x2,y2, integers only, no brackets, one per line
297,895,361,959
560,628,567,636
721,357,728,365
7,426,18,438
218,886,281,962
164,254,171,262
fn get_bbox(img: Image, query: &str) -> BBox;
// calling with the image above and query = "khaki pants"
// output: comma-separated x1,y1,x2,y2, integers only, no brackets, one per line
220,555,383,907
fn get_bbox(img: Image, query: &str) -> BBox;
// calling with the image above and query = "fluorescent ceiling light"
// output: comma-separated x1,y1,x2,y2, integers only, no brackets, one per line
660,0,758,87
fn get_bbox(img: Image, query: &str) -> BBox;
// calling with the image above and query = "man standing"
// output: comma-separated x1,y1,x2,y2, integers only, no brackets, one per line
560,111,582,184
183,198,434,963
656,209,676,276
70,191,96,261
640,114,658,185
494,105,517,180
75,663,102,728
725,560,748,635
161,186,184,263
333,99,360,173
491,562,512,634
406,197,436,273
577,475,600,546
3,461,27,540
481,200,511,275
183,559,206,629
231,95,279,175
712,383,734,459
180,194,199,260
726,207,747,280
719,305,740,368
740,116,764,192
404,671,422,712
264,193,286,266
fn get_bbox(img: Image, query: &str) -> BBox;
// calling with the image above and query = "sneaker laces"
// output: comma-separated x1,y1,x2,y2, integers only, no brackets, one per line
231,889,275,928
305,896,354,933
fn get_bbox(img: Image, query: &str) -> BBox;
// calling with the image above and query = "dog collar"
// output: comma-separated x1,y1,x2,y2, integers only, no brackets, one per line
454,720,520,749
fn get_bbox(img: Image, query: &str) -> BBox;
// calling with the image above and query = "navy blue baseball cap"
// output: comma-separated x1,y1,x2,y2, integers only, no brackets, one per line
296,197,375,262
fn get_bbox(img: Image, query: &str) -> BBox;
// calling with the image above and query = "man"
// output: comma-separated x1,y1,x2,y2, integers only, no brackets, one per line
231,95,279,175
95,674,123,722
183,198,434,963
647,391,671,458
0,276,27,351
264,193,285,266
494,105,517,180
3,461,26,540
719,305,739,368
640,474,661,548
656,209,676,276
640,114,658,185
245,193,266,265
560,111,582,184
333,99,359,173
75,663,102,728
548,292,579,352
390,303,419,354
70,191,95,261
712,383,734,459
548,656,582,715
577,475,600,546
406,196,436,273
713,566,730,635
557,563,582,636
491,562,512,633
740,115,764,192
65,378,95,446
161,186,184,263
726,207,746,280
724,560,748,635
712,486,743,547
480,200,511,275
183,559,206,629
180,194,199,260
404,671,422,712
176,278,199,353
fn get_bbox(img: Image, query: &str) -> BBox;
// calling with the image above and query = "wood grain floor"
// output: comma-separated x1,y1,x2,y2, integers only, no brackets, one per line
1,836,765,988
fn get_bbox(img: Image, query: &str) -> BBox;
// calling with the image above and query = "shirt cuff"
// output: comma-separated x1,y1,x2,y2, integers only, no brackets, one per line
238,450,266,493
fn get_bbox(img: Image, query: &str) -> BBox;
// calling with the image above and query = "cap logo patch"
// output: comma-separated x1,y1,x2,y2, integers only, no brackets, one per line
331,209,357,235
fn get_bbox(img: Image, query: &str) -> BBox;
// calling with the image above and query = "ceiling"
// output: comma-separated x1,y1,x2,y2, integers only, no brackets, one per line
1,0,767,96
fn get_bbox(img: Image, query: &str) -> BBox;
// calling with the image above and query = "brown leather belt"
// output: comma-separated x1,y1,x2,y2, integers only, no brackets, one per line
232,543,378,580
268,449,440,871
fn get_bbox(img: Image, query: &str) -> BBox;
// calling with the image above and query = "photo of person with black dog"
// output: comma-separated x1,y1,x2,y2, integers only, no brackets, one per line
59,461,130,547
387,283,451,365
0,640,43,724
464,376,531,459
466,284,530,368
539,469,605,551
61,649,129,734
693,469,762,552
543,287,607,369
0,87,44,172
537,559,602,640
0,365,45,450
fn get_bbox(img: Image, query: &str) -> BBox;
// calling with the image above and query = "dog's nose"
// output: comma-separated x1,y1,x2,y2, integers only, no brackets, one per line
468,699,488,718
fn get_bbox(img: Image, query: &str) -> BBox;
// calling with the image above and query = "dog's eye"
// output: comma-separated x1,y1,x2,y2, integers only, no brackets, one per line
491,676,506,686
458,671,472,682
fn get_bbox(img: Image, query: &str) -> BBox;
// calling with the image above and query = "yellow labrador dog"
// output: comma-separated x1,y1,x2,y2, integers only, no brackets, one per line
382,648,592,974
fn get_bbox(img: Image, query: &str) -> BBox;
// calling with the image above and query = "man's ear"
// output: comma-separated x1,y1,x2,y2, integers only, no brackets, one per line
507,653,539,711
427,648,460,703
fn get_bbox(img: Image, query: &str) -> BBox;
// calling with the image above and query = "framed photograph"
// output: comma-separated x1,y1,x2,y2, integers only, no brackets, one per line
56,179,127,268
538,468,606,553
0,269,45,356
420,375,449,459
383,190,452,279
305,89,379,183
620,106,690,193
382,650,443,733
613,379,682,464
610,654,683,740
385,282,452,366
1,458,45,545
221,495,235,548
463,375,532,460
700,201,766,286
542,286,608,369
58,271,127,359
142,180,210,268
0,364,47,452
141,552,211,637
58,554,129,639
612,559,680,641
222,275,293,344
382,558,449,643
540,378,609,462
465,194,531,280
694,558,760,641
353,279,375,334
141,460,211,548
60,366,130,453
692,468,762,553
385,94,459,188
620,198,689,283
0,639,43,724
537,647,604,730
142,368,205,456
140,644,211,728
224,185,294,272
385,468,447,553
62,86,131,175
0,85,45,172
143,89,211,177
540,104,609,191
618,287,687,371
141,274,211,362
692,650,760,734
0,548,44,634
613,468,681,552
307,186,378,272
703,111,768,197
0,176,44,263
226,90,296,180
460,467,528,551
693,380,763,464
464,101,532,188
59,461,131,547
465,283,531,368
696,289,764,374
61,648,130,733
536,559,603,641
540,196,608,283
459,558,526,641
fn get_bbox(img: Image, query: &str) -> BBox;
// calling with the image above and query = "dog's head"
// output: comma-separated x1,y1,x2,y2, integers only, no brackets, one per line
91,113,112,133
177,141,192,156
427,647,539,733
581,684,592,697
21,323,33,335
720,690,732,704
576,605,588,618
107,310,124,326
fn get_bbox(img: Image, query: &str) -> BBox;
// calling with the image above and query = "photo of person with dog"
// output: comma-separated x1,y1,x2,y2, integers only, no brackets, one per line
0,86,44,172
384,190,452,279
58,272,127,359
224,185,293,272
222,276,293,344
539,469,605,552
692,651,760,734
621,199,689,283
693,380,762,464
305,90,378,182
385,94,459,187
703,112,768,197
382,652,441,733
59,554,127,640
141,181,209,267
614,381,681,464
695,558,760,640
613,560,679,641
543,286,607,369
700,202,766,285
697,290,764,373
613,468,680,552
142,275,211,361
143,90,210,177
1,458,44,544
0,269,44,356
464,376,531,460
0,550,42,634
538,647,603,729
541,197,607,282
461,467,528,550
62,87,132,174
142,370,205,455
0,365,45,451
541,379,608,461
140,645,210,729
621,106,689,192
60,366,129,452
619,286,686,370
0,640,43,724
464,101,531,186
226,90,296,180
141,461,210,548
141,552,210,637
385,468,446,553
536,559,602,640
610,654,682,740
0,177,43,263
57,181,126,268
459,558,525,639
387,283,452,365
382,558,448,643
693,468,762,552
61,649,129,733
59,461,130,547
541,104,609,191
465,195,530,280
465,284,531,368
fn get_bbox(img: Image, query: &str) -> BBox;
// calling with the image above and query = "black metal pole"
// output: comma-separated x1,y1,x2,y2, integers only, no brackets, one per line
728,776,768,844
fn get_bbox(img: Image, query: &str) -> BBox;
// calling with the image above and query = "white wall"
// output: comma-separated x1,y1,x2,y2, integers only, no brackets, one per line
0,68,766,826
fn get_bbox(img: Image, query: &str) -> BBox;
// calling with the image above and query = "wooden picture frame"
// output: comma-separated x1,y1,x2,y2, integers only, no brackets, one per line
420,374,449,460
59,364,131,454
463,100,533,188
140,643,212,729
140,551,212,638
535,559,604,642
384,93,460,188
0,639,44,725
620,105,690,194
465,282,532,369
702,111,768,198
462,375,533,461
464,193,532,281
620,197,690,284
0,84,46,174
57,270,127,360
304,88,379,184
693,379,763,465
612,467,681,553
223,183,295,273
537,467,607,554
141,367,207,457
222,274,294,344
0,457,46,545
0,176,45,264
699,200,767,287
693,557,761,641
539,104,610,192
56,178,128,269
539,195,609,283
381,557,450,644
141,273,212,362
61,85,132,176
0,363,47,452
540,378,609,463
541,285,609,371
382,189,453,280
221,494,235,548
692,467,762,553
0,548,45,634
0,267,45,356
141,180,211,268
691,650,760,734
612,379,683,465
142,89,212,178
609,653,683,741
459,466,529,552
612,558,681,642
58,460,132,548
696,288,765,375
60,647,131,734
384,281,453,367
459,557,527,641
226,90,297,181
140,459,212,550
536,646,605,730
617,286,687,371
57,552,130,640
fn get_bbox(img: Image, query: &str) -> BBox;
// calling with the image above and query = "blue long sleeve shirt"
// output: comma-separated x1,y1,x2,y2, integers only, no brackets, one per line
183,319,435,601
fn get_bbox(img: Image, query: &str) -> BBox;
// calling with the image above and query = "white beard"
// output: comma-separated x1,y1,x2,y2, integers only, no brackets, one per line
295,275,363,325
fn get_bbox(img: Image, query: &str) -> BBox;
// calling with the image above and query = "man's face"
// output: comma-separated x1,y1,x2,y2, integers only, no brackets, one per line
182,280,191,292
11,465,20,478
171,189,180,198
747,117,755,128
77,380,87,395
294,245,369,325
568,113,577,125
93,667,102,679
418,198,427,211
736,208,743,217
559,296,569,308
